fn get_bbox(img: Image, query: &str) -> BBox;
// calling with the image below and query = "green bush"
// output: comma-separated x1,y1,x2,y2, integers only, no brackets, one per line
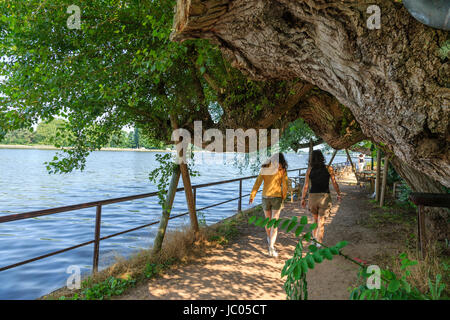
350,253,445,300
82,277,136,300
59,276,136,300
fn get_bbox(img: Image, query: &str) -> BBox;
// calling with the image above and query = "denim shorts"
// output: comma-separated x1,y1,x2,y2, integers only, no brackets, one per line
262,197,283,211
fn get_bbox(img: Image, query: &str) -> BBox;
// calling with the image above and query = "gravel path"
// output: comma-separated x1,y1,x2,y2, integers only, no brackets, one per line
118,182,399,300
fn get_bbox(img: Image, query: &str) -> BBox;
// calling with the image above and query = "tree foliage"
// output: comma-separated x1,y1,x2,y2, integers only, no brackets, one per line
0,0,324,173
1,120,166,149
279,119,318,153
1,119,72,146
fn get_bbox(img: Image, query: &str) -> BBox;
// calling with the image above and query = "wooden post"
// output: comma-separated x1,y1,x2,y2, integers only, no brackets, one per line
308,139,313,166
345,149,359,185
306,141,313,201
380,157,389,207
375,149,382,202
180,163,199,233
170,114,199,234
193,186,197,208
238,179,242,212
417,205,426,259
328,149,337,167
92,205,102,273
345,149,356,173
152,165,181,255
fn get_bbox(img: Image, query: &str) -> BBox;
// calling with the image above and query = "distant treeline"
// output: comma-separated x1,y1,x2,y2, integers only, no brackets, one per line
0,119,167,150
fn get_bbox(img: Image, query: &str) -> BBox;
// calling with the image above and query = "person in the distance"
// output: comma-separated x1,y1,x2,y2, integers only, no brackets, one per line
358,153,366,173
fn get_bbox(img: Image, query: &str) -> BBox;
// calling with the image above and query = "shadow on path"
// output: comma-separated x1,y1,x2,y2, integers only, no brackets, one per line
118,183,399,300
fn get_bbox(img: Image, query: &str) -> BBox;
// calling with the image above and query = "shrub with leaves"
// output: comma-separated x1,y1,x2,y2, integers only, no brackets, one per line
439,40,450,60
350,253,446,300
58,276,136,300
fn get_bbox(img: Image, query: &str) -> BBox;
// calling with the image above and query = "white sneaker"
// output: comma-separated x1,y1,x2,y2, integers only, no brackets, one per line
270,247,278,257
268,246,273,256
315,242,322,248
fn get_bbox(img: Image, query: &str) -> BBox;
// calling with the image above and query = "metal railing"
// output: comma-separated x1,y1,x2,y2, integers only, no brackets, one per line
0,162,349,274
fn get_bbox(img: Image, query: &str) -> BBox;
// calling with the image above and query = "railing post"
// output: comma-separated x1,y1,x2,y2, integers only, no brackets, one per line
238,179,242,212
193,186,197,209
92,205,102,273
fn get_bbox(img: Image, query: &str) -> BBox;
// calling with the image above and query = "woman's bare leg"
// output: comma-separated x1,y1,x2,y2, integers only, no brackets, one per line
317,202,331,243
316,213,326,243
268,209,282,248
312,213,319,239
264,210,272,238
263,210,273,255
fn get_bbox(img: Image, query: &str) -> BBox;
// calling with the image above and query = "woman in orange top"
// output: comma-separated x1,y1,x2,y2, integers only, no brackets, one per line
249,153,289,257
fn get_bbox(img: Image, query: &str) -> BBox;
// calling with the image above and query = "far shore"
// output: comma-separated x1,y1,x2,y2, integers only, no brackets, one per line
0,144,172,153
0,144,350,156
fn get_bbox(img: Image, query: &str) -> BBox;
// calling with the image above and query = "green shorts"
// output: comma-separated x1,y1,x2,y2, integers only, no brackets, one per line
262,197,284,211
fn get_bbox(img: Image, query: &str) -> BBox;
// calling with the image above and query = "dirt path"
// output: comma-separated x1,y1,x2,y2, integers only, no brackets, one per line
118,182,400,300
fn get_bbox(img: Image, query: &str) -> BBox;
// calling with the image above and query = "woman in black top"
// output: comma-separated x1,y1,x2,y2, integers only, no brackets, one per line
301,150,342,247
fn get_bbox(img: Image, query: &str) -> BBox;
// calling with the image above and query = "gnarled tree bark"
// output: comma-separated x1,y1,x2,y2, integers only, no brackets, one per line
171,0,449,189
170,77,365,152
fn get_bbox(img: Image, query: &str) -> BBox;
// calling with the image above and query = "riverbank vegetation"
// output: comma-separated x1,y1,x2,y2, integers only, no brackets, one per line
0,120,168,150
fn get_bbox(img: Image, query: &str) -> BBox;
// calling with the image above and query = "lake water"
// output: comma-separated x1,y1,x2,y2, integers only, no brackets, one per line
0,148,350,299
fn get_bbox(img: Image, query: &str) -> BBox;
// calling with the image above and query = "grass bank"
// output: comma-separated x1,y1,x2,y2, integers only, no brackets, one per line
42,205,262,300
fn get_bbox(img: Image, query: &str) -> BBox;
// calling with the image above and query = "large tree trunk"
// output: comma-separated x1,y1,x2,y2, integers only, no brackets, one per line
171,0,450,189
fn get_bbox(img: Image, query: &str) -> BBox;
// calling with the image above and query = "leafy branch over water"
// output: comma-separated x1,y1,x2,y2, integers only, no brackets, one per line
148,151,199,211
